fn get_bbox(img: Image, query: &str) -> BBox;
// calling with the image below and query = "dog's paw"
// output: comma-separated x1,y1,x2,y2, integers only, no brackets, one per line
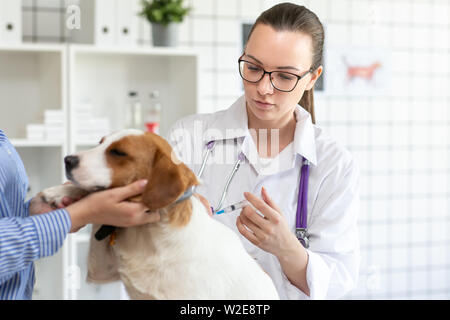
40,184,89,208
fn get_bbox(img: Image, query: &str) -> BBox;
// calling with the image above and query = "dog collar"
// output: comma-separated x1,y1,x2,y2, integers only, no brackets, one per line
174,187,194,204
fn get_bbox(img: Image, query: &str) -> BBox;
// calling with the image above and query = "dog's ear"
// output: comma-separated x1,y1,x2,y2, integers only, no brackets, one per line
142,148,198,211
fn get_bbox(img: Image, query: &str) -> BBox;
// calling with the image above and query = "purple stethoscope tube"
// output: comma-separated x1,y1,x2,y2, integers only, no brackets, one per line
197,140,311,248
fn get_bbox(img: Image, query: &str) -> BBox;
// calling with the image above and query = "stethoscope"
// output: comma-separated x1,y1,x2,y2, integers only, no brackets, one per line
196,140,311,248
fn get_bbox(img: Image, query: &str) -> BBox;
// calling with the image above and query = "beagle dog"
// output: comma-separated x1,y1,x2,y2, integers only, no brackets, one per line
41,129,279,300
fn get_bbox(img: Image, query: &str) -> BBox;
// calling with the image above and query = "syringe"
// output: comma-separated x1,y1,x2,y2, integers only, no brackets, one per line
214,200,249,215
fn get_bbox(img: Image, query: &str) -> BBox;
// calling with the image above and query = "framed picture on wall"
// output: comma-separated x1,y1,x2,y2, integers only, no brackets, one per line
324,46,391,96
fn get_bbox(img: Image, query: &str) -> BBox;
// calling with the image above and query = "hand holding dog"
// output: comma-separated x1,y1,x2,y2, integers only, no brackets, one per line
66,179,160,233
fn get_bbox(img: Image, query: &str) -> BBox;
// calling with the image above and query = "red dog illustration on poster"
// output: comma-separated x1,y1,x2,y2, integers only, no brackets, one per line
342,56,382,83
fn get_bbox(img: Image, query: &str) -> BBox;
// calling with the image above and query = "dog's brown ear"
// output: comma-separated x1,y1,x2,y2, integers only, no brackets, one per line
142,148,198,211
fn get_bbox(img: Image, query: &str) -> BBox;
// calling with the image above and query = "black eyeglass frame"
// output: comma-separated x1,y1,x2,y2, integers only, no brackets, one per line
238,56,313,92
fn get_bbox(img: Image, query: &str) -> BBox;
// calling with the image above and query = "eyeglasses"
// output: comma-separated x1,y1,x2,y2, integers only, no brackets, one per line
238,56,312,92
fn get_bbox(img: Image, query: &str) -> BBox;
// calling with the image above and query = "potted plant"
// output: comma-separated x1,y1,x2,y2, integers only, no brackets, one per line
139,0,191,47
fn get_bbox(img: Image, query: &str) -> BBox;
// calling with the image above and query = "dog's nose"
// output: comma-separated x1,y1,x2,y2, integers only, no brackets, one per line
64,155,79,171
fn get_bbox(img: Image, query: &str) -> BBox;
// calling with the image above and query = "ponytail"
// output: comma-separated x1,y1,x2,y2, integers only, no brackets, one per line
299,88,315,124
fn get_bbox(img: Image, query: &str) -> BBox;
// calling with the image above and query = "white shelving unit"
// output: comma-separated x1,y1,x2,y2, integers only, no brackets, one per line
0,43,199,299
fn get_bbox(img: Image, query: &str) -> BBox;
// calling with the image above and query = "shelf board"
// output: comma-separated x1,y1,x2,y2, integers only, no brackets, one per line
70,44,199,57
11,139,63,147
0,42,65,53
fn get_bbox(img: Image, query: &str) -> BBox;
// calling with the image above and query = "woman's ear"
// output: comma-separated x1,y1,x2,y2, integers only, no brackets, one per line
142,149,199,211
305,65,323,91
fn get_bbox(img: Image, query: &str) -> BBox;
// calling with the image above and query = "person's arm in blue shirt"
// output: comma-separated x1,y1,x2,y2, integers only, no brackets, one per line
0,194,71,280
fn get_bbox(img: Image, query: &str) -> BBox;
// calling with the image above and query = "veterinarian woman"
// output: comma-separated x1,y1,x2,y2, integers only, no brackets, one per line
0,129,160,299
167,3,360,300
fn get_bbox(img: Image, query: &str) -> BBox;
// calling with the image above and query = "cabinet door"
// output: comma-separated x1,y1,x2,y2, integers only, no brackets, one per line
116,0,138,46
94,0,116,45
0,0,22,44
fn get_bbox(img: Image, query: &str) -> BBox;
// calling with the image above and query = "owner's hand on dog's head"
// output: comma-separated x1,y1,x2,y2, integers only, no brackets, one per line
66,179,161,233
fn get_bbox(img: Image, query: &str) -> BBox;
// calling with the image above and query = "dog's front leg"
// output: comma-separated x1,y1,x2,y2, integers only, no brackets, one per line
36,183,89,210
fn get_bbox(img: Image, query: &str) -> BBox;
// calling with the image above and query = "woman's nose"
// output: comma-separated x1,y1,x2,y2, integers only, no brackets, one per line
257,73,274,95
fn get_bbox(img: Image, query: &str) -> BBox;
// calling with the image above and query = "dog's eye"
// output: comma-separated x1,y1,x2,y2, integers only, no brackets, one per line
109,149,127,157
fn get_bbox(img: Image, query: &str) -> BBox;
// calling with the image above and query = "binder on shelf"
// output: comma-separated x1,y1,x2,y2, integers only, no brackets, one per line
116,0,139,46
70,0,140,46
0,0,22,45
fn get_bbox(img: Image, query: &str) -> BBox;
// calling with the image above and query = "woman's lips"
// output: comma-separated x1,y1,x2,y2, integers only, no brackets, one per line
254,99,275,109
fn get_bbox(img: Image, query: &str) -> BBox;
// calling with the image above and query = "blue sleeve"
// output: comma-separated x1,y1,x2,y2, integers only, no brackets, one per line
0,199,72,279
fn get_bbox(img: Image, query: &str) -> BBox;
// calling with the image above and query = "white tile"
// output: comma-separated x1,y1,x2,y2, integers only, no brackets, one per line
197,45,215,70
412,1,433,25
391,223,408,246
391,198,409,222
327,99,352,122
431,76,450,99
370,223,389,247
370,25,391,48
430,125,448,147
352,0,374,23
391,51,411,73
411,78,431,99
192,17,214,43
392,1,411,24
390,75,410,97
431,149,449,170
199,70,215,96
369,199,389,222
350,124,370,147
191,0,214,16
432,26,449,50
325,23,351,46
392,25,411,48
431,52,449,76
350,25,370,47
411,27,431,50
217,72,241,96
262,0,279,12
305,0,330,24
239,0,262,20
370,125,390,147
217,0,238,16
329,0,350,22
430,269,449,291
430,223,448,244
370,174,389,196
433,0,450,25
410,147,429,171
391,126,410,148
411,172,431,194
410,270,429,293
216,19,239,44
178,16,192,44
216,45,240,70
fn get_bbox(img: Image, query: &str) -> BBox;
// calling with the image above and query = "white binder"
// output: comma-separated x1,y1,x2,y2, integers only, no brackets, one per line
0,0,22,44
70,0,142,47
116,0,139,46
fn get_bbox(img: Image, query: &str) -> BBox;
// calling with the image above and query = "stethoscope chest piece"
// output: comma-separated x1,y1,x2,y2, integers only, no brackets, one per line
296,228,310,249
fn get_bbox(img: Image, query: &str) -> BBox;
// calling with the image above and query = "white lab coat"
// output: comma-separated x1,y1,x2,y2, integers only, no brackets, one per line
165,95,360,300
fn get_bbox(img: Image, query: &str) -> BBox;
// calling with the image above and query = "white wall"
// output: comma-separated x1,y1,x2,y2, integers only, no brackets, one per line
20,0,450,299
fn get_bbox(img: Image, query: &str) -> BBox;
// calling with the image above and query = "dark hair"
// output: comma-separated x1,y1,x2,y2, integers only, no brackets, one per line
247,3,324,124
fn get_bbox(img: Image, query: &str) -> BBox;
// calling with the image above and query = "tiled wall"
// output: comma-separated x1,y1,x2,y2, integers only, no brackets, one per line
21,0,450,299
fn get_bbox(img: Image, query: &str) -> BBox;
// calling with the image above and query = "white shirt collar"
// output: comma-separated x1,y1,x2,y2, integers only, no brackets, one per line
204,94,317,166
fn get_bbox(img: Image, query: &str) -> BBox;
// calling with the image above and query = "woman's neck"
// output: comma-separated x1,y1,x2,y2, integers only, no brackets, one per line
247,104,297,158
